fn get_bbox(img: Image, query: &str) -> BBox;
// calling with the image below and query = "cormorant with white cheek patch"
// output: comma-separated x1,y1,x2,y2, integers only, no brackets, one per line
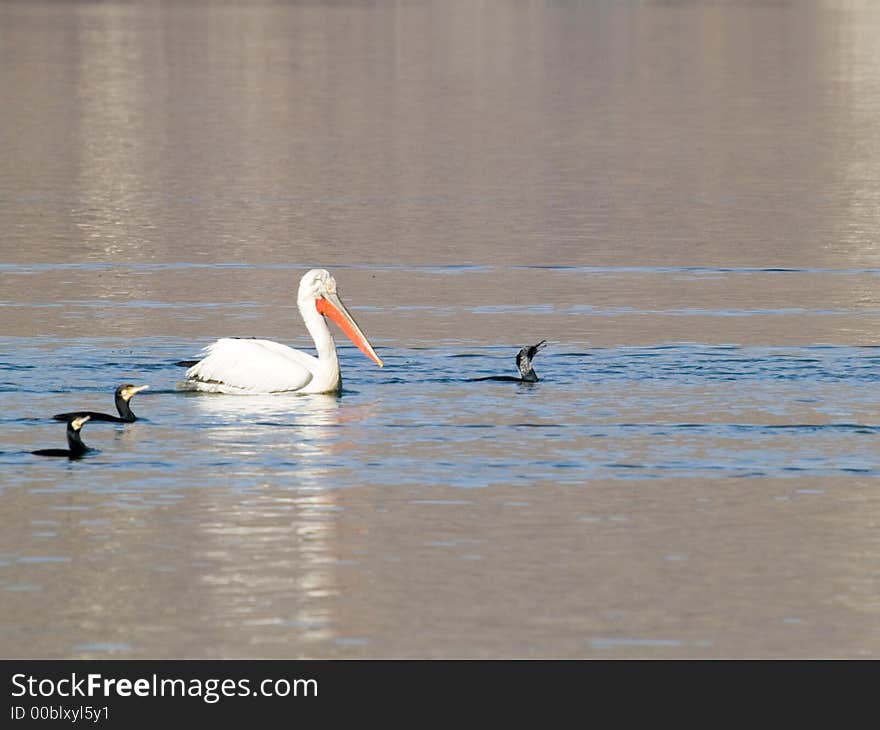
32,415,92,459
52,384,150,423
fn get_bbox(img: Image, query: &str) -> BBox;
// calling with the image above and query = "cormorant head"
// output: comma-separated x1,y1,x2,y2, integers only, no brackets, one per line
70,415,91,431
516,340,548,381
117,384,150,402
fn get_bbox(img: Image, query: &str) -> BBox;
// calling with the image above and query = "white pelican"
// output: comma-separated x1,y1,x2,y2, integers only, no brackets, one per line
181,269,383,394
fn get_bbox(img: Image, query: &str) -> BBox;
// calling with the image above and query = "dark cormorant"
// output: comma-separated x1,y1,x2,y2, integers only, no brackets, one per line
32,415,92,459
52,384,149,423
472,340,548,382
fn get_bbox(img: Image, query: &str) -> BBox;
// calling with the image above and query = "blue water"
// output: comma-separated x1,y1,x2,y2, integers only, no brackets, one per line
4,337,879,486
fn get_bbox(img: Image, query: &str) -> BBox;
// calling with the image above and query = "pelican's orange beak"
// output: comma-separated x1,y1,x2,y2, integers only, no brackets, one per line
316,291,384,367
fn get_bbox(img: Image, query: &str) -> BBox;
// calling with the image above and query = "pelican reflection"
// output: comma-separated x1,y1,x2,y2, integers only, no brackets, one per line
187,392,356,650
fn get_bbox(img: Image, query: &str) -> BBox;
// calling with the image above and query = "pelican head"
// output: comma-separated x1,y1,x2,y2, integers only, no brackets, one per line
298,268,337,302
298,269,383,367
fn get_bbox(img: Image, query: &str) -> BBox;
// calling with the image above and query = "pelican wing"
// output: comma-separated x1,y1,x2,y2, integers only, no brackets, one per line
185,338,316,393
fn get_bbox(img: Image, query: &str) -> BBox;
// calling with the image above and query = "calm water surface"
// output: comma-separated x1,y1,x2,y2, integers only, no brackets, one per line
3,0,880,658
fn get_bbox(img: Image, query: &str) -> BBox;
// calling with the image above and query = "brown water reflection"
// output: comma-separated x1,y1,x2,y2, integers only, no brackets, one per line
2,0,880,272
4,473,880,658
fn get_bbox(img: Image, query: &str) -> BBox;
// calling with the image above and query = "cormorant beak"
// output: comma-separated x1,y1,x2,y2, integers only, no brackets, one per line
123,384,150,401
531,340,548,356
316,291,384,367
